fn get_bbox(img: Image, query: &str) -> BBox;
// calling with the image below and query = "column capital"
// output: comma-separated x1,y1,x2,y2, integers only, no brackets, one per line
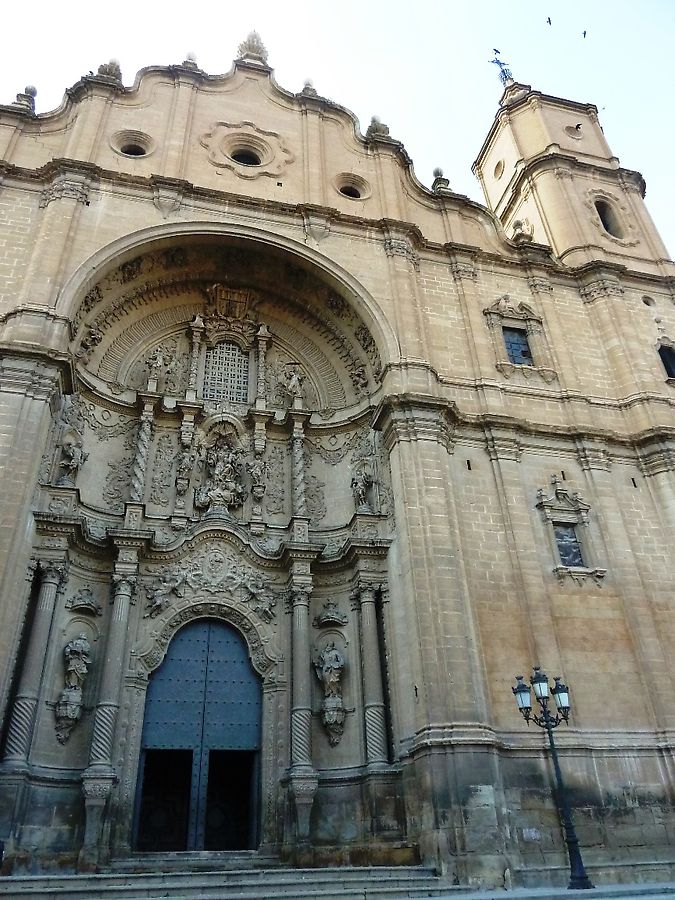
37,558,68,587
372,393,458,452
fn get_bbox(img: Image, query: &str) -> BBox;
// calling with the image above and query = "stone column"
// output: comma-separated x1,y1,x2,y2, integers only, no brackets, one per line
356,583,388,766
80,549,138,870
285,545,320,849
186,315,204,401
130,402,154,503
255,323,271,404
3,560,66,768
290,415,308,517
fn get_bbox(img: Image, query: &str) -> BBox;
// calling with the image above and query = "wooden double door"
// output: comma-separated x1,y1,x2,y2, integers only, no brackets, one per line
134,619,262,851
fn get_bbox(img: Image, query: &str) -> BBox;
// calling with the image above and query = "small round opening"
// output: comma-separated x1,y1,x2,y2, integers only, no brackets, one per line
231,149,261,166
493,160,504,179
642,296,655,307
120,144,147,157
340,185,361,199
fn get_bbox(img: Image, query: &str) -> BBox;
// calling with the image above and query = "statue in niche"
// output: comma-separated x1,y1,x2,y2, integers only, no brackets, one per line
54,634,92,744
55,428,88,487
313,642,347,746
144,569,186,618
175,444,198,508
281,364,305,407
351,466,374,513
195,436,247,516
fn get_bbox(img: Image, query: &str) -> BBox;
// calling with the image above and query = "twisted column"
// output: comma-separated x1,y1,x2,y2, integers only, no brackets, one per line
130,406,153,503
4,560,65,767
357,583,388,765
87,572,136,770
187,316,204,398
255,323,270,401
291,417,307,517
290,588,312,767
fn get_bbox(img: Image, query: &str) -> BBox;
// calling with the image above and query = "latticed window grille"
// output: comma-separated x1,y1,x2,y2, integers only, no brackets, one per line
203,341,250,402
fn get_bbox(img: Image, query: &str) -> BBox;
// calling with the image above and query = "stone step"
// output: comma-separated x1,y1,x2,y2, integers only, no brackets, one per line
0,866,462,899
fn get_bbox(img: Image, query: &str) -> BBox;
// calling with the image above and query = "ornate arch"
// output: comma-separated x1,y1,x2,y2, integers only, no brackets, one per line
56,221,400,370
136,600,279,679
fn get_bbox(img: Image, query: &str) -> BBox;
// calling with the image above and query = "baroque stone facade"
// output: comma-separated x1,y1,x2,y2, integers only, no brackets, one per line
0,39,673,889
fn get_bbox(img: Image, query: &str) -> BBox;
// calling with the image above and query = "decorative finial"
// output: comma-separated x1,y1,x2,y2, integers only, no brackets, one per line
490,54,513,86
366,116,390,140
97,59,122,81
301,79,318,97
432,168,450,192
237,31,268,64
12,85,37,112
182,52,198,69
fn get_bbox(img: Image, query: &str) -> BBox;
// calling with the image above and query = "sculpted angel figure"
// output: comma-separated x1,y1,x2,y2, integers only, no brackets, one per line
64,634,92,691
314,642,345,699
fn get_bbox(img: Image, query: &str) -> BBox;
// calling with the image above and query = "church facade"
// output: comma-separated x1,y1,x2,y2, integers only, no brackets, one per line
0,35,673,888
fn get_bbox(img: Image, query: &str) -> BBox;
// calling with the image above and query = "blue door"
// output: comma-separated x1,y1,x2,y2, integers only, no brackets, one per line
134,619,262,851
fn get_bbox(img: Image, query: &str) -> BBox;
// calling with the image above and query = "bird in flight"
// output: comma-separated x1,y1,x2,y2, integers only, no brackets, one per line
547,16,552,24
583,30,587,38
493,48,501,54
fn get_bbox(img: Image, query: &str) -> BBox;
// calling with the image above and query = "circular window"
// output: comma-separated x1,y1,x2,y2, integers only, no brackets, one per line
595,199,625,239
642,296,655,307
564,124,584,141
111,130,155,158
230,149,261,166
340,185,361,199
120,143,146,157
493,160,505,180
334,173,370,201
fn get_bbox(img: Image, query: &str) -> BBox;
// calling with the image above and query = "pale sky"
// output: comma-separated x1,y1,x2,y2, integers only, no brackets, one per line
2,0,673,256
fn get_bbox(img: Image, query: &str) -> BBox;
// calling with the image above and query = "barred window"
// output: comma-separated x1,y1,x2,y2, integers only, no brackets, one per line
203,341,249,402
553,523,585,568
502,327,532,365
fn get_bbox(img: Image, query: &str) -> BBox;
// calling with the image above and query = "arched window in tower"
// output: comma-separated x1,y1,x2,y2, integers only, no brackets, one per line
203,341,250,402
594,199,625,239
658,344,675,379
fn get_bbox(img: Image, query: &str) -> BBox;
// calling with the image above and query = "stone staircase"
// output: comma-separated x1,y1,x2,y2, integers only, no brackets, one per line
0,864,464,899
0,865,673,900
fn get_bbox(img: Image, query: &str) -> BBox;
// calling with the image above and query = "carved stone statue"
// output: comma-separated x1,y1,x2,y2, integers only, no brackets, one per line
282,365,305,406
247,454,268,503
175,445,197,508
56,429,88,487
313,642,347,746
144,569,186,618
55,634,92,744
195,437,247,516
351,467,374,512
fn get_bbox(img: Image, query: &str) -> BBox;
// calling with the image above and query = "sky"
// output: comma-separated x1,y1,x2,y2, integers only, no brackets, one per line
1,0,673,256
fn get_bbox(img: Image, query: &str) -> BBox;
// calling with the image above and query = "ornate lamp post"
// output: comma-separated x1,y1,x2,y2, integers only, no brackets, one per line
512,667,594,891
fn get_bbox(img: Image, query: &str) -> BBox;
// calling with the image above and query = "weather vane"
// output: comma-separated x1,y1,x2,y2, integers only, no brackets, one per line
490,50,513,86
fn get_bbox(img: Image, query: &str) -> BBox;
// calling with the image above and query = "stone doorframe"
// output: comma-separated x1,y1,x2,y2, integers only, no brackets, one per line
111,598,285,858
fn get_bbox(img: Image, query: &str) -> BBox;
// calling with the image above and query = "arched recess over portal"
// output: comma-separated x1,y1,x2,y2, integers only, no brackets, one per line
58,223,399,412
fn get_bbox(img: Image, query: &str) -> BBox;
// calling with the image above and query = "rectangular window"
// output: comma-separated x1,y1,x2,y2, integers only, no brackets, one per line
203,341,249,403
658,345,675,379
553,523,584,568
502,327,532,365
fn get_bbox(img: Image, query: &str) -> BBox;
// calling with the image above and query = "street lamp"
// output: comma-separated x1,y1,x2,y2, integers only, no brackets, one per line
512,667,594,891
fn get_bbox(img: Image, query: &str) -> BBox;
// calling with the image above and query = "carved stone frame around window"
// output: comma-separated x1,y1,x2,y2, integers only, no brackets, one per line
484,295,557,383
536,475,606,584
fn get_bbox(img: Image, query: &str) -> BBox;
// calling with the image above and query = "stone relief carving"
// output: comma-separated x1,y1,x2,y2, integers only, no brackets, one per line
305,474,327,524
144,568,186,618
175,441,198,512
54,634,92,744
149,434,175,506
264,446,286,515
65,587,102,616
194,431,247,517
75,325,104,364
126,337,190,395
313,599,348,628
313,641,346,746
103,455,134,512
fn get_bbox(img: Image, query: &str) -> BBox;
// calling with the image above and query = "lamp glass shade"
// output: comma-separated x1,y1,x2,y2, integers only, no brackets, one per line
531,668,549,699
512,677,532,711
552,679,570,712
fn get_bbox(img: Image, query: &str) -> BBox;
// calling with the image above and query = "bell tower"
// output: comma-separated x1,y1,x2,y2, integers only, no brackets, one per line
473,79,672,274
